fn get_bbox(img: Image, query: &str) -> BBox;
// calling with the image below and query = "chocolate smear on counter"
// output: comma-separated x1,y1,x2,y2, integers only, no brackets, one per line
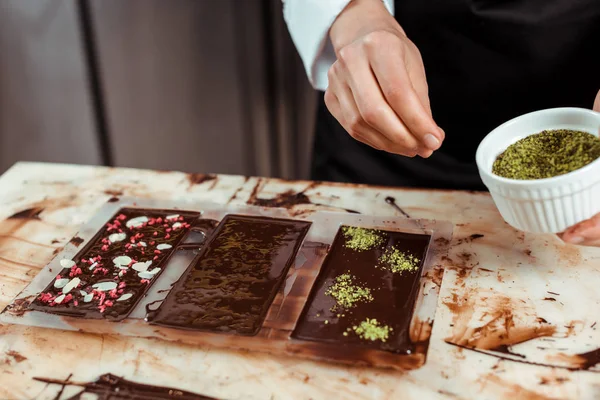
104,189,124,197
489,344,526,359
69,236,85,247
293,225,430,354
4,295,35,317
148,215,311,335
187,173,217,186
34,373,218,399
571,348,600,370
5,350,27,363
7,207,44,220
30,208,201,321
247,180,360,213
447,342,600,372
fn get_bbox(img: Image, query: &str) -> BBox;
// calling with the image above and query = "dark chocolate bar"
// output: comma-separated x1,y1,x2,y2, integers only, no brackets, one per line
30,208,201,321
292,225,431,354
147,215,311,335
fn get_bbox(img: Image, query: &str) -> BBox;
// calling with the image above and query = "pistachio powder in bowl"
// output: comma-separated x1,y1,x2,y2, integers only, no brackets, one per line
492,129,600,180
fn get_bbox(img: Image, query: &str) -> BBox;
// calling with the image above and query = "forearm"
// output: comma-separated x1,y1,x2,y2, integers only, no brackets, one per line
282,0,395,90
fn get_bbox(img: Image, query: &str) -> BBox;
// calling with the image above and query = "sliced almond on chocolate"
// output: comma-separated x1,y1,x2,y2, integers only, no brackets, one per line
117,293,133,302
62,277,80,294
60,259,76,269
54,278,69,289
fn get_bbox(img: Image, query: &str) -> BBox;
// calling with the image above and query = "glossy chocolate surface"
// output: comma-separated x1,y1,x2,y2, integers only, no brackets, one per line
35,373,217,400
292,226,431,353
30,208,201,321
148,215,311,335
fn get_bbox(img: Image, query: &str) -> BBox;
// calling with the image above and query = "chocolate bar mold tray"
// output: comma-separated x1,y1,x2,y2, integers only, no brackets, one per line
0,197,452,370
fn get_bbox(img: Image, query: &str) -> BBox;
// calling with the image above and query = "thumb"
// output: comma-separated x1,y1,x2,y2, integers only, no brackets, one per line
594,89,600,112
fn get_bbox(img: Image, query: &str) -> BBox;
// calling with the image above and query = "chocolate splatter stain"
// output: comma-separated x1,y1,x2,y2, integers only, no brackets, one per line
431,265,444,287
103,189,123,197
69,236,84,247
3,295,34,317
34,373,218,399
107,196,120,203
247,181,360,214
478,372,558,399
7,207,44,220
51,239,60,244
226,186,244,204
5,350,27,363
490,344,526,359
187,173,217,187
539,375,569,385
547,291,560,296
449,341,600,372
454,233,487,246
551,348,600,370
435,237,450,246
542,298,557,302
437,389,459,397
250,189,312,208
384,196,411,218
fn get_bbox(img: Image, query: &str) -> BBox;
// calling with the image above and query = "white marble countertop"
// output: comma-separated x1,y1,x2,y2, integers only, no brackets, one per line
0,162,599,400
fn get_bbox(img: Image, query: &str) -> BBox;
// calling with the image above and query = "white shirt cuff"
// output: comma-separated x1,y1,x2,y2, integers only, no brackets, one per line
283,0,395,91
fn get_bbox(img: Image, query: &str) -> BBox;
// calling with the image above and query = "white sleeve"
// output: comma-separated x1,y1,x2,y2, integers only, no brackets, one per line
282,0,395,91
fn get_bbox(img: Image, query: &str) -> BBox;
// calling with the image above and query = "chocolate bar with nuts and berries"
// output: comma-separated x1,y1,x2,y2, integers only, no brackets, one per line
29,208,200,321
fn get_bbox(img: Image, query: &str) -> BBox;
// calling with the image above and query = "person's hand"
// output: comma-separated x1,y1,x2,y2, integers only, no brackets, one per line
561,213,600,247
561,89,600,247
325,0,444,158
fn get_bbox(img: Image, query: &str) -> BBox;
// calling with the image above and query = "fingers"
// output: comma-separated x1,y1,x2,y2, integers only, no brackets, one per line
324,30,443,157
594,89,600,112
325,74,418,156
323,88,371,149
336,46,422,155
366,35,444,149
560,213,600,247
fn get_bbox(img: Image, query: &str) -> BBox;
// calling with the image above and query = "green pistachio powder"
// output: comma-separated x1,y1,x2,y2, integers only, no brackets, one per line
342,226,384,251
492,129,600,180
325,273,373,311
350,318,392,342
378,248,420,274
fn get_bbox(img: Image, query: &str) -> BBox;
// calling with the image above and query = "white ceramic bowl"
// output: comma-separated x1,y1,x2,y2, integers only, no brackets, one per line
476,107,600,233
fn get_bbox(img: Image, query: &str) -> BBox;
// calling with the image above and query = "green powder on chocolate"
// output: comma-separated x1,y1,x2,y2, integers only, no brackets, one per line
378,248,420,274
325,273,373,310
342,226,384,251
351,318,392,342
492,129,600,180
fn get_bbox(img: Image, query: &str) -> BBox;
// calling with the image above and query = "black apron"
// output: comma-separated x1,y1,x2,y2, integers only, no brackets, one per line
311,0,600,190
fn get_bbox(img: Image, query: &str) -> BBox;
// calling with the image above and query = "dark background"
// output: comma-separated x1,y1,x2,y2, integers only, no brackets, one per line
0,0,317,178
